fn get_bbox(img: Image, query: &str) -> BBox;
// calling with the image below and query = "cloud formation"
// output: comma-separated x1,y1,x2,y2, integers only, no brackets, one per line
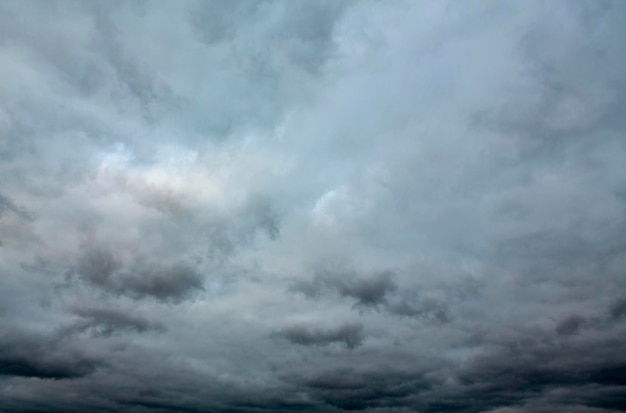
75,248,204,301
1,0,626,412
61,305,164,338
278,323,364,350
0,324,103,380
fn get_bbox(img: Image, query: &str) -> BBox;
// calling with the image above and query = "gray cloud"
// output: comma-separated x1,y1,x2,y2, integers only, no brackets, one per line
0,193,33,221
77,248,119,288
292,367,435,411
278,324,626,413
1,1,625,412
292,270,452,323
278,323,364,350
609,298,626,320
555,314,586,336
387,299,450,324
118,264,204,301
291,270,397,310
335,272,397,310
62,306,164,338
0,324,102,380
187,0,351,135
75,248,204,302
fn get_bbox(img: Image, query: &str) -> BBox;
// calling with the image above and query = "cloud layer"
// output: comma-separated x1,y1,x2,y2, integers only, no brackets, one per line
1,1,626,412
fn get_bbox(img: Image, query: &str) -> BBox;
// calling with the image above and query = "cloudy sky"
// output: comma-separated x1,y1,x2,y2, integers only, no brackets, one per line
1,1,625,412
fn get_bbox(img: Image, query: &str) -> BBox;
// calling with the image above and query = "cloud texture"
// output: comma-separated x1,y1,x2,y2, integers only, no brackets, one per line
1,1,626,412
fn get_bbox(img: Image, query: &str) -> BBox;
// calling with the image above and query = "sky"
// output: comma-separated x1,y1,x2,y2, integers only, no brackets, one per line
0,1,625,412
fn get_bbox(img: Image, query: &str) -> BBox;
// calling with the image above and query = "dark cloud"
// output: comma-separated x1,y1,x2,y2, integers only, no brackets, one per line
76,248,204,302
279,327,626,413
119,263,204,301
278,323,364,350
291,270,397,310
447,335,626,413
609,298,626,320
77,248,119,288
335,272,397,310
290,367,436,411
62,306,164,338
555,315,586,335
0,325,102,380
387,299,450,324
292,270,452,323
0,354,96,381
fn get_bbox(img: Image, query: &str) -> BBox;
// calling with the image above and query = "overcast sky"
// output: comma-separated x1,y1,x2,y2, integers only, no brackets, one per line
1,1,625,412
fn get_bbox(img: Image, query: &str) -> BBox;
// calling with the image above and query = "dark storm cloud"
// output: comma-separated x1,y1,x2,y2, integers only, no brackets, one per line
555,314,586,335
0,325,102,380
120,263,204,301
76,248,204,302
0,352,97,381
335,272,397,310
291,270,397,310
609,298,626,320
278,323,364,349
292,270,451,323
288,367,436,411
77,248,119,287
280,325,626,413
446,332,626,413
